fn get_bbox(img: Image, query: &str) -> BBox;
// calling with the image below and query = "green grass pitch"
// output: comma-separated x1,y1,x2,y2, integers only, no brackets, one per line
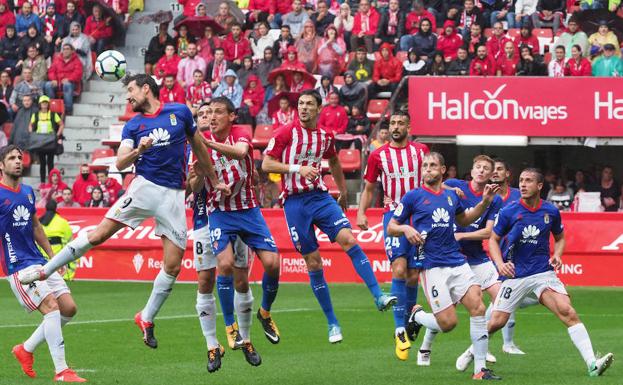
0,281,620,385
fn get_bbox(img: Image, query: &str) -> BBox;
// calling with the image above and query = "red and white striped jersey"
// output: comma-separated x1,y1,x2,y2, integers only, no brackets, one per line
203,126,258,212
364,141,430,212
264,123,337,198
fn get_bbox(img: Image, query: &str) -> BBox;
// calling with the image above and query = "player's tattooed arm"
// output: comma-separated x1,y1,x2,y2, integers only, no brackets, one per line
32,215,55,259
116,137,153,170
489,231,515,278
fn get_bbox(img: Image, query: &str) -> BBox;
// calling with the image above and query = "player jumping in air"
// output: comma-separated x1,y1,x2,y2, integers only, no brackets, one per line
2,145,86,383
263,90,396,343
391,152,502,380
19,74,229,349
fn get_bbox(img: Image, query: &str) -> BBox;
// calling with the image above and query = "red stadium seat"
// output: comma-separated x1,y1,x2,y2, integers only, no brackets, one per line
2,122,13,137
534,28,553,39
235,124,253,138
50,99,65,115
366,99,389,122
395,51,408,63
253,148,263,161
119,102,139,122
484,28,493,38
544,52,552,65
338,149,361,173
322,174,340,198
91,147,115,161
21,151,31,169
122,173,136,189
507,28,520,39
333,75,345,86
252,124,273,148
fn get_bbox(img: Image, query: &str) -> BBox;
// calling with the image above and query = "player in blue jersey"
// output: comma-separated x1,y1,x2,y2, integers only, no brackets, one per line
491,158,521,207
19,74,230,349
1,145,86,383
488,168,614,377
390,152,502,380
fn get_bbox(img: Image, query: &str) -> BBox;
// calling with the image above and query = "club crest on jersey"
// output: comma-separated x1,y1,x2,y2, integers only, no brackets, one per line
544,214,550,224
169,113,177,126
27,194,34,204
447,196,453,206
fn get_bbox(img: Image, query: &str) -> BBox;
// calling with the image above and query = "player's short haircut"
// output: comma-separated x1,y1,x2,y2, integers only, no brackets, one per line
210,96,236,114
193,69,203,75
521,167,544,183
424,151,445,166
299,89,322,107
473,154,494,169
0,144,22,162
390,110,410,122
493,157,511,171
122,74,159,98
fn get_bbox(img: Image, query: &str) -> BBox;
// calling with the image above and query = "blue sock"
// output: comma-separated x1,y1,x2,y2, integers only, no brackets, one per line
308,269,338,325
216,275,235,326
261,272,279,312
347,245,382,299
405,284,419,324
391,278,407,329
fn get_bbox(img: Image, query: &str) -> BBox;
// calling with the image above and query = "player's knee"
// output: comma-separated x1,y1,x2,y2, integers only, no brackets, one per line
438,316,458,332
488,312,507,333
197,279,214,294
391,263,406,279
560,305,579,324
62,303,77,317
263,253,280,276
235,279,249,293
338,232,358,251
163,263,181,277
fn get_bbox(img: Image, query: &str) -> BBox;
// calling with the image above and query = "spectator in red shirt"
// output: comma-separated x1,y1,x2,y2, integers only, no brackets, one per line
437,20,463,62
186,69,212,114
179,0,203,17
38,168,68,208
486,22,513,61
43,44,83,114
197,25,221,65
370,42,401,96
246,0,276,30
401,0,437,51
95,168,122,205
221,22,251,69
239,74,264,124
496,40,519,75
280,45,306,71
271,95,296,129
514,24,539,54
154,44,181,80
289,70,313,93
73,164,99,206
463,22,486,58
351,0,380,53
0,0,16,38
565,44,592,76
159,74,186,104
470,44,496,75
84,4,112,55
318,92,348,135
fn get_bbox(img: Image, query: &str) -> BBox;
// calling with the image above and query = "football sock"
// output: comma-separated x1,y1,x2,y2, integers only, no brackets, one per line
43,310,68,374
420,328,438,351
216,275,236,326
405,284,419,323
141,269,176,322
346,245,382,298
261,272,279,312
502,311,516,346
196,292,219,349
308,269,338,325
43,232,92,277
413,310,442,332
24,315,72,353
471,316,489,375
235,290,254,341
391,278,406,329
568,323,596,368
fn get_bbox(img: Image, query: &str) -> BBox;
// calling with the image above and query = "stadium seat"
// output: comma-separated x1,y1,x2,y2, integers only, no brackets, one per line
507,28,520,39
22,151,31,168
534,28,553,39
544,52,552,65
322,174,340,198
333,75,345,86
366,99,389,122
122,173,136,189
395,51,408,62
235,124,253,138
2,122,12,137
484,28,493,38
338,149,361,173
50,99,65,115
91,148,115,161
253,148,263,161
252,124,273,148
119,102,139,122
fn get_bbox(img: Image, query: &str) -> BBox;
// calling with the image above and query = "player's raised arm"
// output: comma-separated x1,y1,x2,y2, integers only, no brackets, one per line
116,136,153,171
205,138,249,160
327,154,348,210
189,131,230,194
455,218,494,241
456,183,500,227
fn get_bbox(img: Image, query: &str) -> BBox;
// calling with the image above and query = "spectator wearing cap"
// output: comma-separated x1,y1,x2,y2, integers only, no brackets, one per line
556,18,589,59
592,43,623,76
0,0,16,38
369,42,401,96
446,46,472,75
548,45,567,77
458,0,484,39
401,0,436,52
514,23,539,53
437,20,463,62
486,22,513,61
16,2,42,37
588,21,619,61
516,44,547,75
375,0,404,47
470,44,496,75
351,0,380,53
282,0,309,39
463,23,486,58
531,0,564,35
514,0,537,28
496,40,519,75
29,95,64,183
488,0,516,29
159,74,186,104
222,22,252,69
347,47,375,84
565,44,592,76
339,71,368,114
44,43,82,114
311,0,335,36
318,92,348,135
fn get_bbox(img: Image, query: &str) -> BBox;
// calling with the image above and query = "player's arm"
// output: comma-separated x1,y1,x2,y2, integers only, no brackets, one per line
357,181,376,230
387,218,424,245
262,155,320,179
456,184,500,227
116,137,153,170
489,231,514,277
32,215,55,258
205,140,249,160
550,232,565,270
327,154,348,210
455,219,494,241
188,131,228,192
187,163,204,193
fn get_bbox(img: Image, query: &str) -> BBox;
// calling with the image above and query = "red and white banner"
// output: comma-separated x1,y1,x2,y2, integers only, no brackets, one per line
3,208,622,287
408,77,623,137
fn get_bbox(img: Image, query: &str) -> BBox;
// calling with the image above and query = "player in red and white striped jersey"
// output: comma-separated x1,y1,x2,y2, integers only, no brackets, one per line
357,111,430,361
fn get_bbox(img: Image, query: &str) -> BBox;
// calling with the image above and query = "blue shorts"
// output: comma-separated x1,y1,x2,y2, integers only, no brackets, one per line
208,207,278,256
284,190,352,255
383,211,419,268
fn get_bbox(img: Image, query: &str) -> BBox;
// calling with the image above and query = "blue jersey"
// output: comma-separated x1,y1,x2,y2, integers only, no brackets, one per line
393,186,466,269
500,187,521,208
493,199,564,278
121,103,196,189
0,184,46,275
444,179,502,265
193,188,209,231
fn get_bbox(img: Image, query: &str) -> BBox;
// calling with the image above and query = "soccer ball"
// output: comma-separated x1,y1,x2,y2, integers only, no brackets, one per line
95,50,127,81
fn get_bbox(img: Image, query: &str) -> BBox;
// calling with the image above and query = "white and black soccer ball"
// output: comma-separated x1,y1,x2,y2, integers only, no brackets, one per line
95,50,127,82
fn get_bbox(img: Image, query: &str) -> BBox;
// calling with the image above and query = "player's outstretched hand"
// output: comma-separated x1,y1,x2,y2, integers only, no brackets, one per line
482,183,500,203
191,160,206,177
452,187,465,199
497,261,515,278
549,255,562,270
138,137,154,154
337,194,348,211
357,212,368,230
299,165,320,181
215,183,231,196
404,226,424,245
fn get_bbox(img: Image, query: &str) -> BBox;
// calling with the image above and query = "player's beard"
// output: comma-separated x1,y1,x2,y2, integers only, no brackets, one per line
130,97,149,113
391,130,407,143
3,168,21,180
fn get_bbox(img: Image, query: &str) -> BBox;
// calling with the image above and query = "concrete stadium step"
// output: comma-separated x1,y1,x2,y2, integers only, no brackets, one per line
63,127,111,140
21,175,42,187
26,160,86,178
66,116,118,130
87,80,127,93
62,139,106,154
74,103,125,117
79,92,127,105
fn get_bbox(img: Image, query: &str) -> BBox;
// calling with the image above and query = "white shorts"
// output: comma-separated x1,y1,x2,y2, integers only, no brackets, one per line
106,175,187,250
493,271,568,313
9,268,70,313
420,263,479,314
193,226,249,271
471,261,501,291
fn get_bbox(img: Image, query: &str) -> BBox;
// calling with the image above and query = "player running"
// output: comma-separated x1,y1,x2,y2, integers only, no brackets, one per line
191,97,283,366
1,145,86,383
357,111,429,361
263,90,396,344
489,168,613,377
19,74,229,349
392,152,502,380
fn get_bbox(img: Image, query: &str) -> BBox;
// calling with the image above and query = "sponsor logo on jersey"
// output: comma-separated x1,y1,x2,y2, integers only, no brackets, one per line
431,208,450,227
12,205,30,226
149,128,171,147
5,233,16,264
132,253,144,273
521,225,540,244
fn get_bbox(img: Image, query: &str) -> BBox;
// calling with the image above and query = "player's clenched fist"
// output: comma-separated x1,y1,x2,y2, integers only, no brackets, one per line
138,137,153,154
300,165,320,181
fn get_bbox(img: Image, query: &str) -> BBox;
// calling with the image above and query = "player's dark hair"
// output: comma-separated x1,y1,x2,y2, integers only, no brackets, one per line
521,167,544,183
299,89,322,108
493,157,511,171
122,74,159,98
210,96,236,114
425,151,446,166
0,144,22,162
391,110,410,121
